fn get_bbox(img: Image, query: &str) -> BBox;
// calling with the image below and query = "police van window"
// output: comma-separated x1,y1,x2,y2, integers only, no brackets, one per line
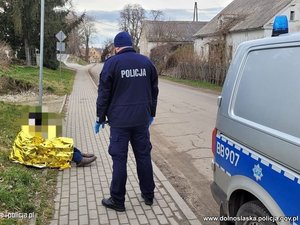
232,46,300,140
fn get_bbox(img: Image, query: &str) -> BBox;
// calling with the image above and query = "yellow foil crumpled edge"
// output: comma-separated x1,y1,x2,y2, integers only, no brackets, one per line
10,129,74,170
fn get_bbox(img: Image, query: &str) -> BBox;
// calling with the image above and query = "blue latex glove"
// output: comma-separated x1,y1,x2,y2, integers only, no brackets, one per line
94,122,104,134
149,117,154,126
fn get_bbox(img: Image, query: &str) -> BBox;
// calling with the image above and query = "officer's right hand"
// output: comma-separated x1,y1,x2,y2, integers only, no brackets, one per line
94,122,104,134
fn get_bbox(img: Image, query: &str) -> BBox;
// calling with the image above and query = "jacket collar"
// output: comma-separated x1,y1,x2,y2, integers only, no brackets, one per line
117,47,136,55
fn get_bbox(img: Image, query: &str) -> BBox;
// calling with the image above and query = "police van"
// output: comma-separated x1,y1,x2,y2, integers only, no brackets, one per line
211,16,300,225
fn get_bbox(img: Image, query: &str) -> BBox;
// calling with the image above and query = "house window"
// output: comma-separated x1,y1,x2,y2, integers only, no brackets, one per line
290,11,295,21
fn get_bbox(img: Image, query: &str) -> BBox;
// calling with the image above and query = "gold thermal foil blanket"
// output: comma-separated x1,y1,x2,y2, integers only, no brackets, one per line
10,130,74,169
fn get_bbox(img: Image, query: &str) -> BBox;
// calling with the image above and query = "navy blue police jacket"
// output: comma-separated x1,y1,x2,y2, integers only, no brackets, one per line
96,47,159,128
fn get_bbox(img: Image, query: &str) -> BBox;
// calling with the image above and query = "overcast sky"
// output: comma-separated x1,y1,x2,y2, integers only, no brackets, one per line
71,0,234,47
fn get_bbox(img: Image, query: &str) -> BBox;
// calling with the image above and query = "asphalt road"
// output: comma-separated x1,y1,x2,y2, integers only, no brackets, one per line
150,78,220,222
90,63,220,223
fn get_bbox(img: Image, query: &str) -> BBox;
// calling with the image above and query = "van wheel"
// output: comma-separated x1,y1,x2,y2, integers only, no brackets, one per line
220,203,234,225
235,200,276,225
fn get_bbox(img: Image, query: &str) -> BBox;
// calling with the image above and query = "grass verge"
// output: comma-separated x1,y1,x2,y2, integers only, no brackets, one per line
0,102,58,225
160,75,222,93
0,65,75,95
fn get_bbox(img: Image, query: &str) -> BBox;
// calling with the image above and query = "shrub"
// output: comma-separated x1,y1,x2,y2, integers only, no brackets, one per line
151,43,228,86
150,43,179,75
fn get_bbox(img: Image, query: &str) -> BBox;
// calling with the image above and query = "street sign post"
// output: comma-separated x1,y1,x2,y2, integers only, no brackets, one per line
56,42,65,52
56,30,66,76
55,30,66,42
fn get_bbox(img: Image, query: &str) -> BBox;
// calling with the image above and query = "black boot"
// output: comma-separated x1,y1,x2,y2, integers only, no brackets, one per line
141,194,153,206
102,197,125,212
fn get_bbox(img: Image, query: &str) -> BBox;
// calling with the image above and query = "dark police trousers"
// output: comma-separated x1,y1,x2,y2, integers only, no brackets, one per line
109,125,155,205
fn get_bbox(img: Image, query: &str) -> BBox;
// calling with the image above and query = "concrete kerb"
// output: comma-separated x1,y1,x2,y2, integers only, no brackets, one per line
87,64,98,89
88,64,203,225
57,62,78,115
59,94,67,114
152,164,202,224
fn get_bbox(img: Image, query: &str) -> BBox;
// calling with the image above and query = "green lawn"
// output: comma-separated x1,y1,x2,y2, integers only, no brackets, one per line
160,76,222,93
0,102,29,147
0,65,75,95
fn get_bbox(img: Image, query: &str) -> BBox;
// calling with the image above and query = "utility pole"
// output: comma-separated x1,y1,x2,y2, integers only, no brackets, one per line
38,0,45,107
193,2,198,22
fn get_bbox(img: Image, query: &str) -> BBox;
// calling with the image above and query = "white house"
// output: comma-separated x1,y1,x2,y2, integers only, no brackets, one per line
140,20,207,57
194,0,300,61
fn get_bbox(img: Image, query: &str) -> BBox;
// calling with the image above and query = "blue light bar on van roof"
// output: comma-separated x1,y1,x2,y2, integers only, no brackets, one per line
272,15,288,37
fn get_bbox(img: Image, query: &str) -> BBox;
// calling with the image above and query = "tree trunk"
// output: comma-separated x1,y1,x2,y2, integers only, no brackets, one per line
24,38,31,66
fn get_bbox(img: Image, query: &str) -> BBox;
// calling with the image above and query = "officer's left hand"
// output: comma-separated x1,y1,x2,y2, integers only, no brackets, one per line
94,122,104,134
149,117,154,126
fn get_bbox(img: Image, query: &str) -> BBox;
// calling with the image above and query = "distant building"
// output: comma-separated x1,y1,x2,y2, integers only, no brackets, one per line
140,20,207,57
80,47,102,63
194,0,300,61
89,47,101,63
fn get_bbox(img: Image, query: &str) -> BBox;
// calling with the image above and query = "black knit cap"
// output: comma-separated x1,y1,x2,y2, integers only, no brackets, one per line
114,31,133,47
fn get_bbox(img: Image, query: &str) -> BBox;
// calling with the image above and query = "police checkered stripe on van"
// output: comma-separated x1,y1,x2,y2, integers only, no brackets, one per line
215,162,231,177
215,133,300,222
217,134,300,185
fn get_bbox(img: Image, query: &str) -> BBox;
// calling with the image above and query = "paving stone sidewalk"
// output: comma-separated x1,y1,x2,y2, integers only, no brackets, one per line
50,65,202,225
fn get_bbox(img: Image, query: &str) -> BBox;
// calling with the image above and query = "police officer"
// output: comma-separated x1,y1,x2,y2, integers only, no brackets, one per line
95,31,159,212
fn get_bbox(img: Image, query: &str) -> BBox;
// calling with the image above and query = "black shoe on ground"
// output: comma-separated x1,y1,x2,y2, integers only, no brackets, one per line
141,194,153,206
102,197,125,212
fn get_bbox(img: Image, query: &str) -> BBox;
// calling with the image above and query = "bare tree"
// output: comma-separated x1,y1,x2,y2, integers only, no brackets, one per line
79,15,97,62
67,27,82,56
119,4,146,49
149,10,164,20
101,38,114,62
66,11,82,56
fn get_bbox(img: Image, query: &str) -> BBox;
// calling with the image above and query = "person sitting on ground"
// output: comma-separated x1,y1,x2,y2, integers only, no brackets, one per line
10,111,97,168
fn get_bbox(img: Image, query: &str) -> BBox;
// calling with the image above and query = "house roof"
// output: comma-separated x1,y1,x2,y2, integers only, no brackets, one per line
142,20,207,42
194,0,293,37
